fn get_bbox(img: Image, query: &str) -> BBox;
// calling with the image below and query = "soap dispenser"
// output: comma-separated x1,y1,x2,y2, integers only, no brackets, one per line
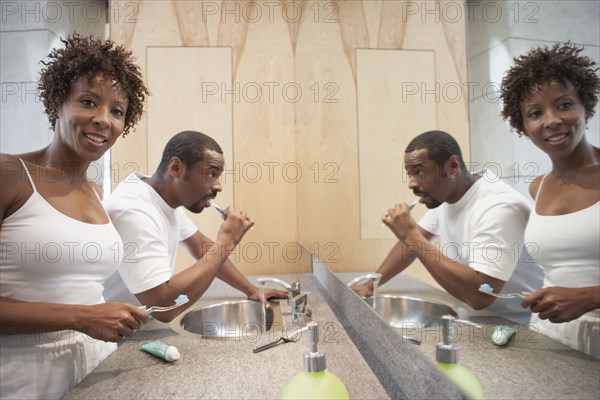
281,322,349,400
436,315,484,400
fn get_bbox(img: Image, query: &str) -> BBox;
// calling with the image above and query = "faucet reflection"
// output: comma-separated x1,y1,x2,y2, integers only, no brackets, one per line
347,273,382,310
346,273,382,288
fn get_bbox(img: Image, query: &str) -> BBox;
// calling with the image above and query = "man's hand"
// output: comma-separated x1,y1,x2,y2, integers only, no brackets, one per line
382,203,421,242
216,206,254,249
248,287,289,303
352,283,373,298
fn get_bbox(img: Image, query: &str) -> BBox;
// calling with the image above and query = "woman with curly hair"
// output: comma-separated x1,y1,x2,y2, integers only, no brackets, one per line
0,34,151,398
500,42,600,358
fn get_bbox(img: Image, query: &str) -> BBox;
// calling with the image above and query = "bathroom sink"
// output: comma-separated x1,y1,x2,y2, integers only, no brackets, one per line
171,299,284,340
364,293,457,328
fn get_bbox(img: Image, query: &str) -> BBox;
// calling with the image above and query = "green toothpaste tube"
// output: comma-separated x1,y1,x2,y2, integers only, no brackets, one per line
491,326,515,346
140,340,180,362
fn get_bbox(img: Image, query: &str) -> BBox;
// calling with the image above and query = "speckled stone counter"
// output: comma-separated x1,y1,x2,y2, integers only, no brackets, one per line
65,262,599,400
64,274,391,399
333,264,600,400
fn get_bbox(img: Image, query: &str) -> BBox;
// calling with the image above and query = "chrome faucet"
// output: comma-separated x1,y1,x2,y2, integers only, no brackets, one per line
346,273,382,288
290,291,311,325
255,277,300,298
347,273,382,310
256,277,311,325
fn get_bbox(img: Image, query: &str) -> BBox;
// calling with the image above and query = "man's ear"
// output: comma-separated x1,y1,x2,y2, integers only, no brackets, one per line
445,155,461,178
167,157,185,179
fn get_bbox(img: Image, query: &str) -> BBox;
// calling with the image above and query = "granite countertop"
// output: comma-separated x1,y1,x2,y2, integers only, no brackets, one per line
65,274,390,400
66,265,600,399
336,270,600,400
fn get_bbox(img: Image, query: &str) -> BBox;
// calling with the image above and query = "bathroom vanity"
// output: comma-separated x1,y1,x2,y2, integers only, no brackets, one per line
65,258,599,399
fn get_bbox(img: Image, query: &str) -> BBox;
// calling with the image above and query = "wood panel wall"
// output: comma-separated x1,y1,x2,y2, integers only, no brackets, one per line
110,0,468,286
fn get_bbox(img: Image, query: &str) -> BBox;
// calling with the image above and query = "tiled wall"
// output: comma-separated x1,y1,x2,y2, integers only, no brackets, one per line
466,0,600,196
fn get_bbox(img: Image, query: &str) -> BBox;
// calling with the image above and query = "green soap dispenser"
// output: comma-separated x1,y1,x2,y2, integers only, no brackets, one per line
281,322,349,400
436,315,484,400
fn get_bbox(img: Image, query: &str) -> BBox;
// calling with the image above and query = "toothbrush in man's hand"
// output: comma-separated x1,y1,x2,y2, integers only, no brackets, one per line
382,198,419,226
212,201,254,229
408,199,419,211
212,202,228,220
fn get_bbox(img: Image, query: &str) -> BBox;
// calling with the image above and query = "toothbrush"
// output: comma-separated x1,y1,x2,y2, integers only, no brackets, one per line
145,294,189,314
408,199,419,211
479,284,525,299
212,201,254,229
382,199,419,227
212,202,228,220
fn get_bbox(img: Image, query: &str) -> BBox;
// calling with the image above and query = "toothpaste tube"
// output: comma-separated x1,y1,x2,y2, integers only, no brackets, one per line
491,326,515,346
141,340,180,362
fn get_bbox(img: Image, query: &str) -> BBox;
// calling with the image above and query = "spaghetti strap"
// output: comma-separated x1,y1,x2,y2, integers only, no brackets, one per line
534,174,548,203
17,158,37,193
90,184,104,203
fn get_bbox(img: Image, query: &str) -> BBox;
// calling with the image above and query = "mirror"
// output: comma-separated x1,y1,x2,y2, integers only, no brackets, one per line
311,0,599,295
295,1,468,289
106,1,598,282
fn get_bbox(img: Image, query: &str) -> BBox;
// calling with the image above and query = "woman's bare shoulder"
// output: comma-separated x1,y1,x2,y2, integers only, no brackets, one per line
0,153,32,220
528,174,545,200
0,153,25,182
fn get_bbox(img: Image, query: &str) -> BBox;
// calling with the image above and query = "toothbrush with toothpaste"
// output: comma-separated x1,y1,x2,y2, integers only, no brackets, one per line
479,283,525,299
144,294,189,315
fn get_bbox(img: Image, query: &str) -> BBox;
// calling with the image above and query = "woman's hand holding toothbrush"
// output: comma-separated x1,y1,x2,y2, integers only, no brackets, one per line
521,286,600,323
78,302,149,342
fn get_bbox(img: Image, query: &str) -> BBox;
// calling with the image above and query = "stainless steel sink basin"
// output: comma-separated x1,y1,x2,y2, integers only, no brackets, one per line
171,299,283,340
365,294,457,328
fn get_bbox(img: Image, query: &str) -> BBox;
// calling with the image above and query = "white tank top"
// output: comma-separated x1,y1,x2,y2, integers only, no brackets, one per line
524,174,600,359
0,159,123,399
524,175,600,288
0,159,124,304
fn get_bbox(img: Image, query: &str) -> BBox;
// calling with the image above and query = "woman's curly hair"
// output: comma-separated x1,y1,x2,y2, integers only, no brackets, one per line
38,34,150,136
499,42,600,136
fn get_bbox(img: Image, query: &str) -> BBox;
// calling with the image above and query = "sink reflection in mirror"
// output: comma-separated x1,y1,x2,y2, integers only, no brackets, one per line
364,293,458,329
171,299,284,340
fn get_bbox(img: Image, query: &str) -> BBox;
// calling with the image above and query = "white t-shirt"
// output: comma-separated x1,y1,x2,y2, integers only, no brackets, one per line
102,172,198,305
418,170,544,325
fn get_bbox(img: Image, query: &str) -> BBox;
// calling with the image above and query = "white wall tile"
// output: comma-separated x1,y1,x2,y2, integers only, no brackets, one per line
508,0,600,46
0,90,50,153
468,1,600,198
0,0,49,31
0,30,50,82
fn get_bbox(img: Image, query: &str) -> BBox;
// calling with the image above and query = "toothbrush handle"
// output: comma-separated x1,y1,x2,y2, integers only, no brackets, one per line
215,207,227,220
253,338,285,353
408,199,418,211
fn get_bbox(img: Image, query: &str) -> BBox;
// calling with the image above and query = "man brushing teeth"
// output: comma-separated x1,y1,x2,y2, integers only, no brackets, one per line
103,130,287,322
352,130,544,325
